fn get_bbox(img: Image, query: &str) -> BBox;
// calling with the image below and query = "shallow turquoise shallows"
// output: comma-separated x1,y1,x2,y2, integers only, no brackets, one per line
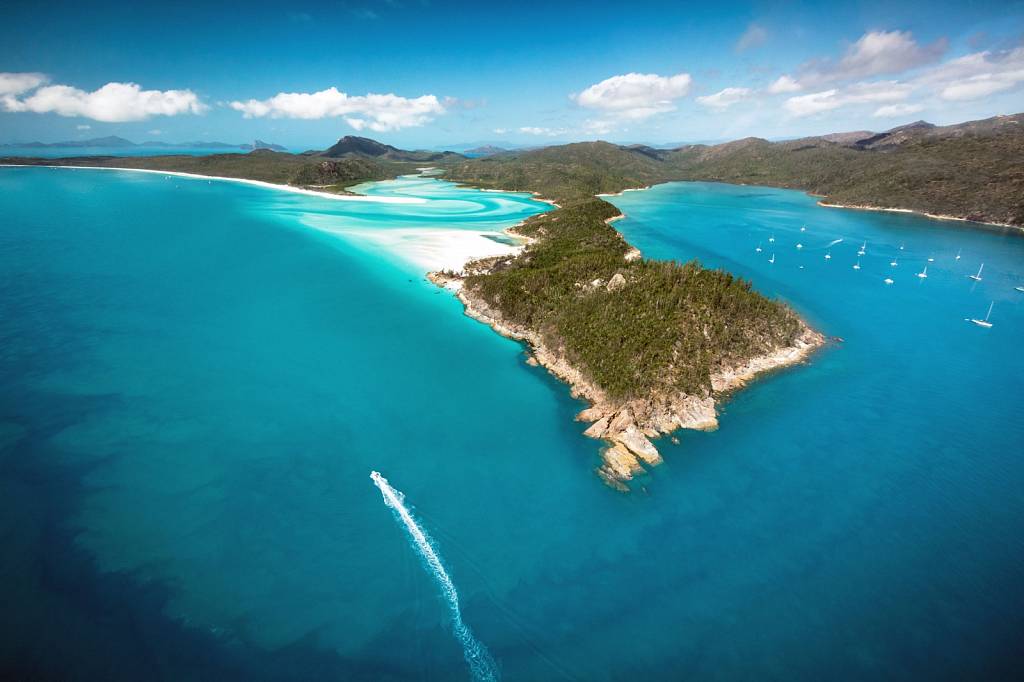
1,169,1022,681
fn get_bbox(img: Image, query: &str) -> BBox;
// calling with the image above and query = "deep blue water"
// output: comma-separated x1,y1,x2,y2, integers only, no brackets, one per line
1,170,1022,681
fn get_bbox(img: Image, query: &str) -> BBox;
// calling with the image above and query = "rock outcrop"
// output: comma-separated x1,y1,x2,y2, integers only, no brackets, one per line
429,261,826,491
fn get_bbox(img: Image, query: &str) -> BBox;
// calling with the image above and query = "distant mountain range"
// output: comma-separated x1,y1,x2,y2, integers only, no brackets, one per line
443,113,1024,226
317,135,463,162
0,135,286,151
4,114,1020,226
464,145,508,156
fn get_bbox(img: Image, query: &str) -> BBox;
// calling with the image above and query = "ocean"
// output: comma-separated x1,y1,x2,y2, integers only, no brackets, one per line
1,168,1021,681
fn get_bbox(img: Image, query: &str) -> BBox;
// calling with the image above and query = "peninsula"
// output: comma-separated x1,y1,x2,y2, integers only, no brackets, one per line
6,111,1019,486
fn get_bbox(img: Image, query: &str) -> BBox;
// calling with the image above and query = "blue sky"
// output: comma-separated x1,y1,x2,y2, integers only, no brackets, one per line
2,0,1023,148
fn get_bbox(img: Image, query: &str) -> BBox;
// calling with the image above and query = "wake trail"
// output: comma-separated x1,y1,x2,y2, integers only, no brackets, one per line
371,471,499,682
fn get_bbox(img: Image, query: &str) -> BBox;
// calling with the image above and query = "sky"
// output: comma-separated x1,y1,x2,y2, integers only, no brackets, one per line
2,0,1023,149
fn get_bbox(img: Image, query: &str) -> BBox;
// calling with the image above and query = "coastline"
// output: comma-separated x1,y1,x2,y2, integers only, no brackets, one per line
428,189,826,490
429,262,824,490
0,164,425,205
816,200,1021,231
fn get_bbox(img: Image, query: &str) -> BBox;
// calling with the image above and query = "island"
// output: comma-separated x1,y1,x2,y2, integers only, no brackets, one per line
5,110,1020,487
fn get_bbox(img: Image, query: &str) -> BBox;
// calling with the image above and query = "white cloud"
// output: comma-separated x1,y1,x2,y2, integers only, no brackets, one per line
789,30,946,89
736,23,768,52
229,87,445,132
696,87,752,110
518,126,567,136
917,47,1024,101
2,81,207,122
873,103,924,117
76,123,91,130
147,129,163,135
574,72,692,120
832,30,946,81
784,80,911,117
492,127,508,134
766,75,801,94
783,89,842,116
0,72,48,96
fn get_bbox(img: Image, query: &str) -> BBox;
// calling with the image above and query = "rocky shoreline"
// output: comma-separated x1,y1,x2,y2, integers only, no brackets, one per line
816,200,1020,231
428,224,826,490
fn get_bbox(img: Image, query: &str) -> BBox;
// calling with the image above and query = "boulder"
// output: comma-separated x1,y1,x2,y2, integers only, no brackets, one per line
601,443,643,480
608,408,634,434
606,272,627,292
614,426,662,465
583,417,610,439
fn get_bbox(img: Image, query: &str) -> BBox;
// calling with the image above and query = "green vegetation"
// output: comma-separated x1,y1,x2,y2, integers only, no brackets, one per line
444,113,1024,226
10,113,1017,403
668,118,1024,226
445,141,673,204
0,149,417,194
464,199,802,400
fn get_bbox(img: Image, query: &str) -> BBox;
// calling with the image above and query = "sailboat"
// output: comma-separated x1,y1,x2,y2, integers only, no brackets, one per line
884,277,894,285
800,225,806,232
955,248,962,261
853,259,861,270
857,241,866,256
796,243,803,249
755,242,762,253
825,250,831,260
768,253,775,264
890,257,898,267
968,301,994,328
916,265,928,279
968,263,984,282
768,234,775,243
899,242,905,250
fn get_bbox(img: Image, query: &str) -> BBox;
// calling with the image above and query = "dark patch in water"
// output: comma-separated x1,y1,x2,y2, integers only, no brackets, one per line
0,391,428,681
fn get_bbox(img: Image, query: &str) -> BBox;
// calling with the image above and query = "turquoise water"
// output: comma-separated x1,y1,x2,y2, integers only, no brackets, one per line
1,170,1022,680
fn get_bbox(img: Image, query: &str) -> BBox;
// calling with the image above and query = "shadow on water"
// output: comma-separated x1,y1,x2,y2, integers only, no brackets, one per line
0,390,433,682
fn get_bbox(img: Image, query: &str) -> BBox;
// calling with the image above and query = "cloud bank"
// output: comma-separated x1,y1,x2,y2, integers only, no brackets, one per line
0,74,206,122
228,87,446,132
574,72,692,120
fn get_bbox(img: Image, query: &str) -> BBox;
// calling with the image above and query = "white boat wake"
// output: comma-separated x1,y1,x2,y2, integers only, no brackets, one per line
825,238,844,248
371,471,499,681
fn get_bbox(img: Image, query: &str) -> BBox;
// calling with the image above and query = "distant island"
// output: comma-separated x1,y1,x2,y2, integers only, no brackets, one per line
0,135,287,152
5,111,1021,487
464,145,508,156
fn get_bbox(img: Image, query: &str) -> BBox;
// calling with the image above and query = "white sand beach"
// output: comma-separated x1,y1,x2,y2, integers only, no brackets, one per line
0,165,425,204
326,227,524,272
